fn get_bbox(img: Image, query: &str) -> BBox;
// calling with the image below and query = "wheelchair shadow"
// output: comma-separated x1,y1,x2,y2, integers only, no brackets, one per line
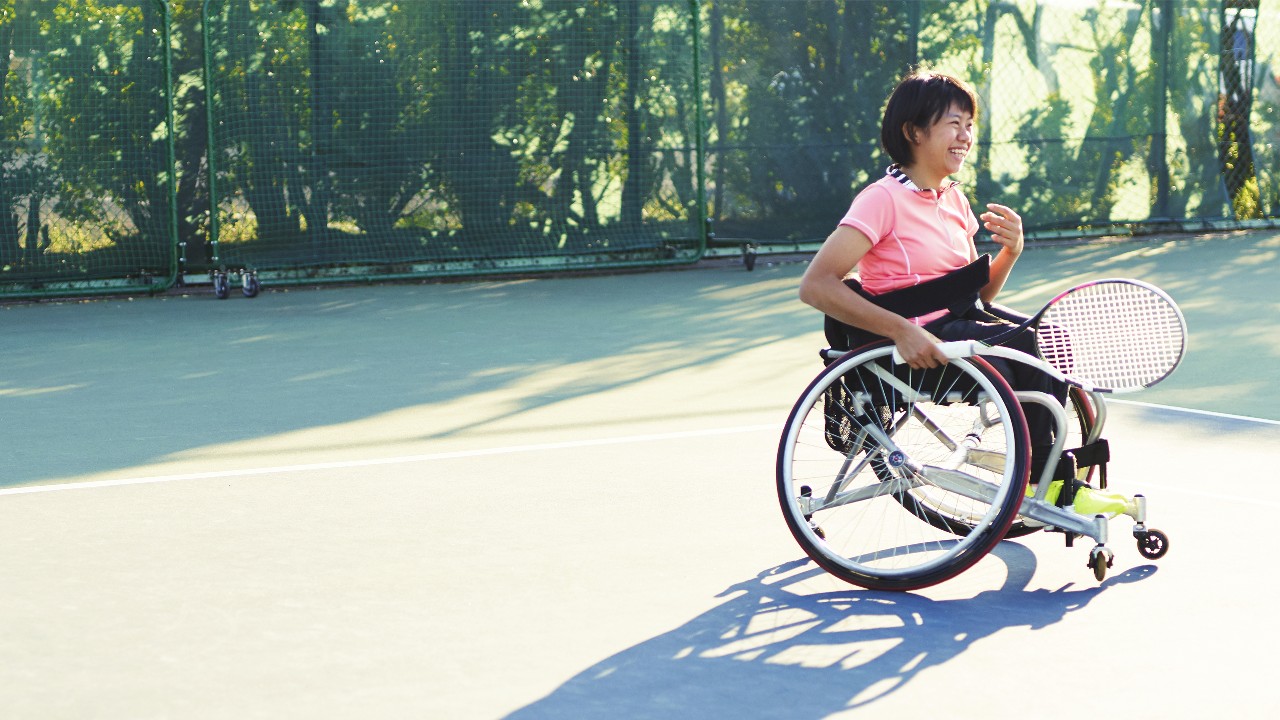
504,544,1156,720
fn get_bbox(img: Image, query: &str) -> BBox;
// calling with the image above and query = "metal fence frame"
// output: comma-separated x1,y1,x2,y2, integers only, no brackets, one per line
5,1,1280,298
0,0,178,298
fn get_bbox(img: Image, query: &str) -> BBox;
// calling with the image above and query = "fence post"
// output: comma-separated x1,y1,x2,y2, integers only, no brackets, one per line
908,0,920,65
690,0,708,255
160,0,180,288
202,0,221,270
1152,0,1173,219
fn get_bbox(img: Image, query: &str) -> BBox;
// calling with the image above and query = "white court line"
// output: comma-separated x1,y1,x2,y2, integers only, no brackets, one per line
3,402,1276,499
1110,400,1280,508
1109,399,1280,426
0,423,779,497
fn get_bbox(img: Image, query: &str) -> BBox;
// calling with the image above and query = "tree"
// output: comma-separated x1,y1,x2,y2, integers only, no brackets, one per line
1,0,175,278
0,0,30,266
707,0,917,241
1219,0,1261,218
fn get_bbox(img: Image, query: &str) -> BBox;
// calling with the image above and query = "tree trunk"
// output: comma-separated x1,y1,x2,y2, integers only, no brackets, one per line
620,0,645,228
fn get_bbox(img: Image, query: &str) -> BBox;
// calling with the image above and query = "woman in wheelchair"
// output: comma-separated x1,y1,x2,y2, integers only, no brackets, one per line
786,69,1171,589
798,69,1069,487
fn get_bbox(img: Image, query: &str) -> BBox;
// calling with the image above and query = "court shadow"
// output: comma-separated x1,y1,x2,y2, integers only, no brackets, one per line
504,545,1156,720
0,265,819,487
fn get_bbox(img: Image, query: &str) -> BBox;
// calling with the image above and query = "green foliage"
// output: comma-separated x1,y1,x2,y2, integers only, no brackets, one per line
706,0,915,240
1015,93,1092,226
3,0,1280,290
1,0,173,280
200,0,704,266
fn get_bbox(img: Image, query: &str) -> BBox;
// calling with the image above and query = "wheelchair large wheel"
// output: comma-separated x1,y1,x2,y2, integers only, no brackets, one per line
777,343,1031,591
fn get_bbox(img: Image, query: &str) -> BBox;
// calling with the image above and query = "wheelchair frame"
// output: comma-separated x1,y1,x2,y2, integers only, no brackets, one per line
776,339,1169,591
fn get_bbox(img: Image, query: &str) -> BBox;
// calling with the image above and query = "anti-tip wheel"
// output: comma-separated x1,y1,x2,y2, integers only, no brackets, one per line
1137,528,1169,559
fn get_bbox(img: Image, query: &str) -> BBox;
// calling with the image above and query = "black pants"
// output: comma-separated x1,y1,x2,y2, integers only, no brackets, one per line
924,302,1069,464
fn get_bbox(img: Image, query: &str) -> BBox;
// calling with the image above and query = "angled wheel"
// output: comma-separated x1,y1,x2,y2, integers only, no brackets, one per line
1137,528,1169,559
242,272,261,298
777,342,1031,591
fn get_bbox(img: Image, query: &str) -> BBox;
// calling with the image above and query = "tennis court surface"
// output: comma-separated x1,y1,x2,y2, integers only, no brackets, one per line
2,232,1278,719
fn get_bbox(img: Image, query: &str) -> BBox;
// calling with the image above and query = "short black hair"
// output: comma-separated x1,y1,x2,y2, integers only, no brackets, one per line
880,70,978,166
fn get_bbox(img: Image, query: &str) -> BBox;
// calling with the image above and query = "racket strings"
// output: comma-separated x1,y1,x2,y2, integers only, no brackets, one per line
1037,282,1185,390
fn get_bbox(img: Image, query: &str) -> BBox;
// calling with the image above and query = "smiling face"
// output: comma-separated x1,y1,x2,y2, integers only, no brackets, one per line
903,103,973,188
879,71,978,178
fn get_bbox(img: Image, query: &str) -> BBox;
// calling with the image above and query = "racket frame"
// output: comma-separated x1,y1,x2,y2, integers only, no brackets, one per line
892,278,1187,394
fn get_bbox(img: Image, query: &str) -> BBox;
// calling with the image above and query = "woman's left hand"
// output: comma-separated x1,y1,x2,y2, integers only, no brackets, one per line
980,203,1023,256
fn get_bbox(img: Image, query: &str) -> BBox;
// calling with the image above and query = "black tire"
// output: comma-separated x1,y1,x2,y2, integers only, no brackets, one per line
777,342,1031,591
1090,549,1110,581
1137,528,1169,559
213,272,230,299
242,273,260,298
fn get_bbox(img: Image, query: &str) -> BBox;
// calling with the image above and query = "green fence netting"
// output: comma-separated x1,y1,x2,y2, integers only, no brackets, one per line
6,0,1280,298
0,0,177,296
703,0,1280,253
200,0,705,282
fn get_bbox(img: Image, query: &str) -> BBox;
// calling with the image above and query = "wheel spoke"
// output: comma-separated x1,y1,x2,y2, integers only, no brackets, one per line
777,344,1030,591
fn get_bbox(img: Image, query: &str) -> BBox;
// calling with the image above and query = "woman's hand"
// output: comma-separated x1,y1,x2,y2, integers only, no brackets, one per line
980,203,1023,256
890,323,948,369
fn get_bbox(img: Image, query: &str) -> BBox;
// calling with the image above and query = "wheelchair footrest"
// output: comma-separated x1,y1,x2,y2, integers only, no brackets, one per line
1031,479,1140,518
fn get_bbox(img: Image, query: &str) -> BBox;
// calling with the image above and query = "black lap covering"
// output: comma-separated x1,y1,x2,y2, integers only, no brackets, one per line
824,255,991,352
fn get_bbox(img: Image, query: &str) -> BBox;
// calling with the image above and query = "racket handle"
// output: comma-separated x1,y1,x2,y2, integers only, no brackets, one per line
891,340,982,365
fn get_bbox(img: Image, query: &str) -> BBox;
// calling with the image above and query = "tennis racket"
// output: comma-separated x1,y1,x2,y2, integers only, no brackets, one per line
901,279,1188,393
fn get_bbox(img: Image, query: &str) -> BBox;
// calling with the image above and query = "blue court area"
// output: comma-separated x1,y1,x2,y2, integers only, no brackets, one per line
1,232,1278,718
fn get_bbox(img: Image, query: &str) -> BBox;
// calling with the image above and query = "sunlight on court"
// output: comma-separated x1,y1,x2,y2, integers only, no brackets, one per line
1,235,1278,719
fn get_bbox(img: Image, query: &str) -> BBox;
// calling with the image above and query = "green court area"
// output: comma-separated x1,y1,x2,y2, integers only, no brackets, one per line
2,229,1273,493
1,232,1278,718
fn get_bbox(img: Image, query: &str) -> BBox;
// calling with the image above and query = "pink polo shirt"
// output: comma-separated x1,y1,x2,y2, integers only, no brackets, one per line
838,175,980,324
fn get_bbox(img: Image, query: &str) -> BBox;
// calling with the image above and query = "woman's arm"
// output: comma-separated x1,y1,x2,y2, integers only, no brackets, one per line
799,225,950,368
977,203,1024,303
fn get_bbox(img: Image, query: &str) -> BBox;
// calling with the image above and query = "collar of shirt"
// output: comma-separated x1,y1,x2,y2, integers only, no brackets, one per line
886,164,959,196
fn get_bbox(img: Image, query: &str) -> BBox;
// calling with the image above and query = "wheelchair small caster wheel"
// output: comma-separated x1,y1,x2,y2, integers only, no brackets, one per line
1136,528,1169,559
213,271,230,299
242,272,260,298
1088,547,1113,581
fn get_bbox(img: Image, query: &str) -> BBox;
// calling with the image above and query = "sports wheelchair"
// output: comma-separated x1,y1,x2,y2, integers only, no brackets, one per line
776,275,1178,591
